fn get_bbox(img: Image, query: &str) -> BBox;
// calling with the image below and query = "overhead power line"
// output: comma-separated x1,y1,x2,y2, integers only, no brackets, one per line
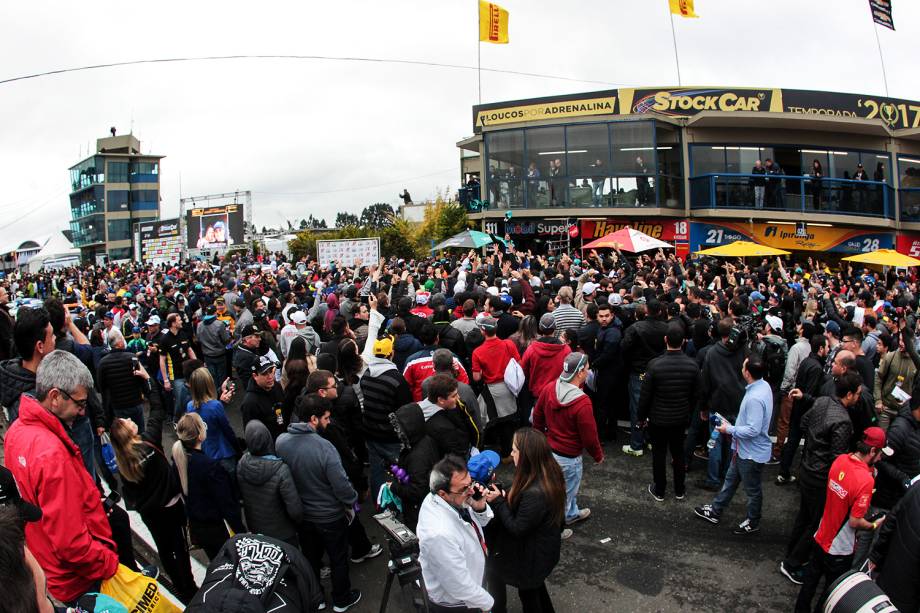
0,54,628,88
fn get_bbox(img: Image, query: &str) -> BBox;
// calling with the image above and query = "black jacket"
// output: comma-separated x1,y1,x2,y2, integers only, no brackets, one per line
0,358,35,423
182,448,246,533
592,320,623,374
97,349,147,415
697,341,746,419
435,322,467,361
577,320,600,360
621,317,668,374
360,358,412,443
870,480,920,613
425,405,477,459
794,354,827,413
241,380,286,440
874,406,920,509
495,311,520,341
121,404,179,518
798,396,853,489
488,484,562,589
638,350,699,426
390,403,440,530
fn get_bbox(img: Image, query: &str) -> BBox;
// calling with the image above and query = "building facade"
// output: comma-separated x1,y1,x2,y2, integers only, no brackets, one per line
68,133,163,263
458,86,920,258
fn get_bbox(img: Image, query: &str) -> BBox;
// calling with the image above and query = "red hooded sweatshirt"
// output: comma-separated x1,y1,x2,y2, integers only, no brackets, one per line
6,394,118,602
532,379,603,462
520,337,571,396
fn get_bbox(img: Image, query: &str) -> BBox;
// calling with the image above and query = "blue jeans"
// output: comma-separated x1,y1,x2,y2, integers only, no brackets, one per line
172,378,188,420
70,415,96,481
706,425,731,486
711,457,764,526
628,372,645,450
553,452,583,522
366,439,401,505
205,356,227,388
113,404,145,434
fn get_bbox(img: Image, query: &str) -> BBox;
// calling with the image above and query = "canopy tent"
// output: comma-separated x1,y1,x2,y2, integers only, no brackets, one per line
842,249,920,267
433,229,506,250
28,231,80,272
582,227,674,252
694,240,790,257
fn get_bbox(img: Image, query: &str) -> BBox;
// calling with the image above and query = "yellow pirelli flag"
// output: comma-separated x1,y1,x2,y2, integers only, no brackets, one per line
479,0,509,44
669,0,699,18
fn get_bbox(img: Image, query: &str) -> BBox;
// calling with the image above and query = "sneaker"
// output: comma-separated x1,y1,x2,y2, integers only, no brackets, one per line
647,484,664,502
780,561,805,585
775,474,797,486
320,566,331,579
696,480,720,492
732,518,760,535
693,505,720,525
350,543,384,564
765,455,781,466
317,603,326,611
692,449,709,460
333,590,362,613
140,564,160,580
560,528,573,540
565,508,591,526
675,491,686,501
622,445,644,457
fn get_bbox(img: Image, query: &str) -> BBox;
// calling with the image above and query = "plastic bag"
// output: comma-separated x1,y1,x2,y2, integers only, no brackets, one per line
100,432,118,475
100,564,182,613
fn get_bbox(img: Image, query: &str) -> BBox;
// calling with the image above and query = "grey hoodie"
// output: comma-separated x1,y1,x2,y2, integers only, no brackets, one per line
196,317,231,358
276,421,357,522
556,379,585,405
237,421,303,542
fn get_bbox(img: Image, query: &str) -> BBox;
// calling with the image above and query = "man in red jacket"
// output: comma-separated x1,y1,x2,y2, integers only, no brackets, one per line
5,350,119,604
520,313,571,397
532,352,604,539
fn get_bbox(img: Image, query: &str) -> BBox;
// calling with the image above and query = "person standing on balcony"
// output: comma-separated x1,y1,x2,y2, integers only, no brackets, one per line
853,163,869,213
635,156,651,206
751,160,766,209
811,159,824,210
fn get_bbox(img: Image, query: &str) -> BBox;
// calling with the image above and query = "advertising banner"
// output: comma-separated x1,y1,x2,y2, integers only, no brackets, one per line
186,204,245,250
896,233,920,258
317,237,380,268
580,218,689,258
689,221,893,254
139,219,183,265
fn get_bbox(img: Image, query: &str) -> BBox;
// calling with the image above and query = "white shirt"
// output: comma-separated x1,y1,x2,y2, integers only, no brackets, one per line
417,493,494,611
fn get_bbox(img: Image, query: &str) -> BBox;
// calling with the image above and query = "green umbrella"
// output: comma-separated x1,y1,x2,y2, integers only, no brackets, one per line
433,230,506,250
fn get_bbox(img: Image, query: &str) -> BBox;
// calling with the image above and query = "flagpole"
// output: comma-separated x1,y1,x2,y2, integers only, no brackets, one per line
477,1,482,104
669,11,682,87
872,23,890,97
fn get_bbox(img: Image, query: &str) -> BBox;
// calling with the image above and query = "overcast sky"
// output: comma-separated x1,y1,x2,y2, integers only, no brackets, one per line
1,0,917,240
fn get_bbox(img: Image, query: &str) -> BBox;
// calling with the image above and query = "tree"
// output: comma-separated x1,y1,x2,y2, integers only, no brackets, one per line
360,203,395,229
335,212,360,228
299,219,308,230
261,225,267,234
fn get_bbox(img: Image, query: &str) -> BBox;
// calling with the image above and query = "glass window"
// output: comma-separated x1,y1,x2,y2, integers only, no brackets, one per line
827,150,861,180
525,127,566,206
657,144,683,208
865,153,891,184
107,248,132,261
69,157,105,191
565,124,609,177
485,130,524,208
725,147,762,174
107,190,129,211
70,186,105,219
130,189,158,211
611,121,654,176
898,155,920,188
691,146,726,176
106,219,132,242
108,161,129,183
799,150,829,178
129,161,159,183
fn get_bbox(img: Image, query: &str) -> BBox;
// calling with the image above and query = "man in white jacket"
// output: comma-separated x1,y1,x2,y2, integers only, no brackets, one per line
417,455,495,612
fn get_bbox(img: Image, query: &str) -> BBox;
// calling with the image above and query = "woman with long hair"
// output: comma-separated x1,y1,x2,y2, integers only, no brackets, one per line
281,358,309,425
811,159,824,209
510,315,539,355
484,427,566,613
323,293,340,334
171,412,245,560
185,366,239,475
110,410,199,602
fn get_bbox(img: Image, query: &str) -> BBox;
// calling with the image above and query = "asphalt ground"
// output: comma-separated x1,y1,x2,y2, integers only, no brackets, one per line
1,396,805,613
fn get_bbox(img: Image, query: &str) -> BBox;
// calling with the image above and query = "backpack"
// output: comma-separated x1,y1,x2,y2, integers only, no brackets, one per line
185,534,323,613
750,336,787,385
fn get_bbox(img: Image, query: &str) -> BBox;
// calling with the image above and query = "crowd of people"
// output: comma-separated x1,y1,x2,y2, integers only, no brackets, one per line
0,242,919,612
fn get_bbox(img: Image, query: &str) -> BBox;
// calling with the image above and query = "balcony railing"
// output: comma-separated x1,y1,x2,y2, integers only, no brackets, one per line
689,173,894,219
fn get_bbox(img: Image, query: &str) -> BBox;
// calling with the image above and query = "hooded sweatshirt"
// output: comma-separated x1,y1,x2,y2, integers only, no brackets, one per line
360,356,413,442
0,358,35,423
196,316,231,358
391,403,441,529
520,337,571,396
236,421,303,543
532,379,603,462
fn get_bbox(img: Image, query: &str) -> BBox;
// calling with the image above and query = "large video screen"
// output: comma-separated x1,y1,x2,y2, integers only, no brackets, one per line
139,218,183,264
186,204,244,250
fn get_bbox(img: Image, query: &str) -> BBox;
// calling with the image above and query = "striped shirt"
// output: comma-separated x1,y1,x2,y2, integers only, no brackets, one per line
552,304,586,337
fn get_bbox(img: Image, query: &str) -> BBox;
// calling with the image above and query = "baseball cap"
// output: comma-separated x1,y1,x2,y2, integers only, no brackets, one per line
238,323,262,338
824,320,841,336
128,303,138,311
373,335,395,358
467,450,500,484
560,352,588,382
765,314,783,332
131,326,141,334
862,427,893,456
233,297,246,307
479,316,498,331
750,291,765,302
582,282,599,295
290,311,308,325
145,314,161,326
104,311,115,320
539,312,556,332
251,355,279,375
608,293,624,306
0,466,42,523
415,291,430,305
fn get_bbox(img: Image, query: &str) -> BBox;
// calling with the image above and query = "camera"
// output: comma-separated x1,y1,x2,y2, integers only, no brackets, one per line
374,510,419,557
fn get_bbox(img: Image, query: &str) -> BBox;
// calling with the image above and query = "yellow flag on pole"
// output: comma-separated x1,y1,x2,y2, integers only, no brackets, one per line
479,0,509,44
669,0,699,18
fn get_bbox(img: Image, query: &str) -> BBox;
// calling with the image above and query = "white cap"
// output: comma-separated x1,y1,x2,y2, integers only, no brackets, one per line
582,282,600,295
765,314,783,332
486,287,499,296
145,314,161,326
608,294,624,306
290,311,308,325
128,303,138,311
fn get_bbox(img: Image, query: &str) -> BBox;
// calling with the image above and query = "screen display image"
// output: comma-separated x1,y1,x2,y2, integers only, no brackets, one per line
186,204,244,249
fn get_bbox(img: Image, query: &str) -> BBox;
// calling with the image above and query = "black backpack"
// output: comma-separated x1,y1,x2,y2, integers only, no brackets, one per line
749,336,787,385
186,534,323,613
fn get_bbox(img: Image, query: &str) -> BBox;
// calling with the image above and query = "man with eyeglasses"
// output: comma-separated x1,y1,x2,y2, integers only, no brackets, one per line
4,350,120,605
418,454,495,613
241,354,286,440
840,326,874,390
